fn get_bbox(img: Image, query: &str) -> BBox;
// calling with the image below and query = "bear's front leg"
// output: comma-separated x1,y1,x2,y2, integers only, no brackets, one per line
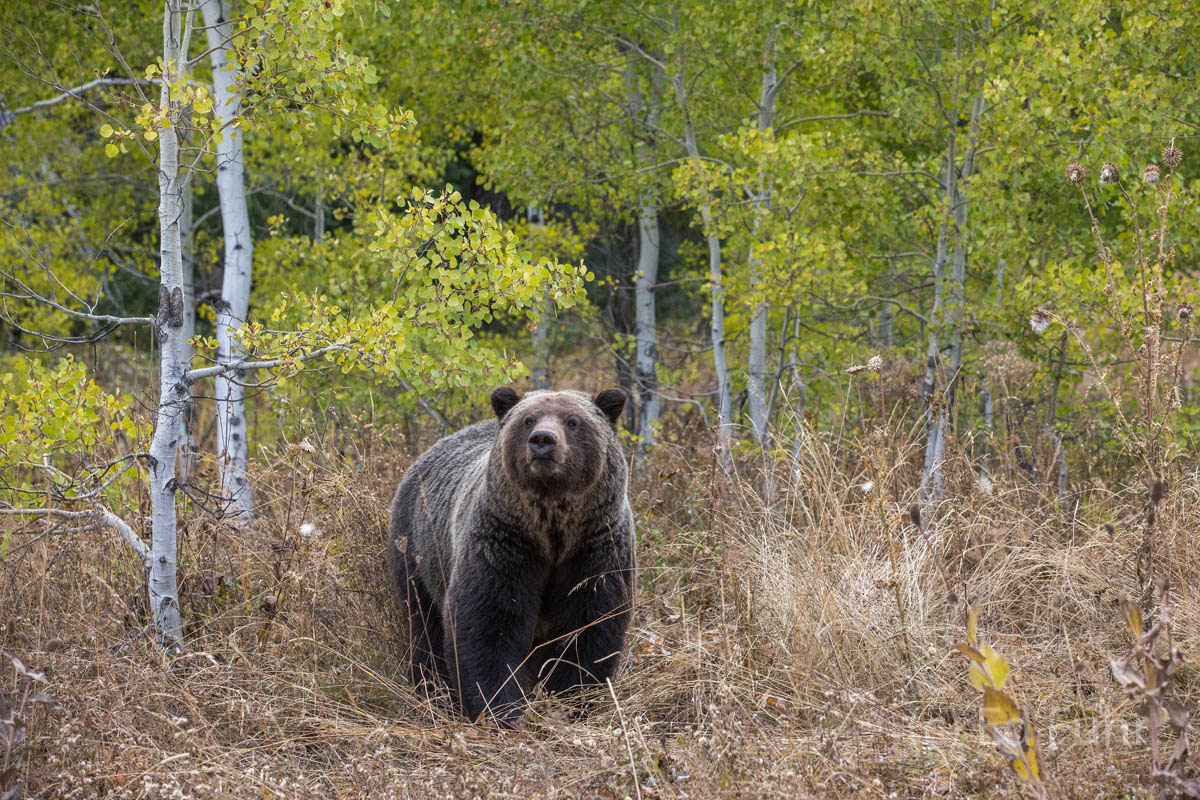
443,548,546,725
534,544,634,696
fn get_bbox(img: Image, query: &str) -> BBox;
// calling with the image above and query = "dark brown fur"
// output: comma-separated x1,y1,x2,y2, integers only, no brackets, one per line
387,388,635,725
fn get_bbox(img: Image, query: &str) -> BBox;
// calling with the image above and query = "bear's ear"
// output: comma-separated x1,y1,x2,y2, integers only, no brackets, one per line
491,386,521,420
592,388,626,425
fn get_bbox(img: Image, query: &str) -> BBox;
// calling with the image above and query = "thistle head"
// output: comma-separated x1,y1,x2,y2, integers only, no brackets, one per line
1163,141,1183,169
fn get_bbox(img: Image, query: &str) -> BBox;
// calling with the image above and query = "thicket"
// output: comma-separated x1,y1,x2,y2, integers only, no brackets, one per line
2,1,1199,797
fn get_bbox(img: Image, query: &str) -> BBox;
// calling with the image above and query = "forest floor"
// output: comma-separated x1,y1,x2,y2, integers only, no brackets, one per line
3,415,1199,799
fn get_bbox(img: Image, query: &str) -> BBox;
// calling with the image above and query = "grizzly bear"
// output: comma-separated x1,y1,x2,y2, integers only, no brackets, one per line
387,387,635,725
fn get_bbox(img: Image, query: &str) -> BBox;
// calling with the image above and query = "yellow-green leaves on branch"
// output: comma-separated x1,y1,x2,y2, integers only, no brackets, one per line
956,605,1049,798
232,0,413,147
0,356,139,513
210,188,589,394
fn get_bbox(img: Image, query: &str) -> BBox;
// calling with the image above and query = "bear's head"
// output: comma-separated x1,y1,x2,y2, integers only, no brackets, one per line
490,387,625,498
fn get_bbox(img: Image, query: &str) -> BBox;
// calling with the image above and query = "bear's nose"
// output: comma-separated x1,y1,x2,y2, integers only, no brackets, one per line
528,430,557,456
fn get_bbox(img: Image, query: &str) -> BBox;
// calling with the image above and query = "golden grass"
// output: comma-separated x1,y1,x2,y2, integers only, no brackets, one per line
2,419,1198,798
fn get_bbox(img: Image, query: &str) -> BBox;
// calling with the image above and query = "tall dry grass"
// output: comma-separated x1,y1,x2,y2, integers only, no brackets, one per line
2,403,1198,798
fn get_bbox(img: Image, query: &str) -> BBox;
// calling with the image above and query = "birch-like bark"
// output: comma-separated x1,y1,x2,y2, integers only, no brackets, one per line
1047,329,1070,514
146,0,189,650
746,31,778,447
623,59,663,452
787,313,809,477
666,24,732,473
920,174,950,508
202,0,254,519
177,152,196,481
314,181,325,243
946,89,985,399
919,77,986,510
527,206,552,390
634,202,660,449
978,257,1004,491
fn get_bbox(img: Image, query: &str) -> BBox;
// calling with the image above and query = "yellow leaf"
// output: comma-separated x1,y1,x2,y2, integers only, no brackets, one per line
99,123,114,138
969,663,989,690
966,603,979,646
980,643,1011,689
1022,720,1042,780
143,129,158,141
955,643,985,663
982,687,1020,724
1120,594,1142,639
105,143,119,158
193,96,213,114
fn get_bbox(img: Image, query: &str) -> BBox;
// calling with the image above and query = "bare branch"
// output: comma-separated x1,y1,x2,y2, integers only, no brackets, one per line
0,506,149,564
185,344,350,382
0,269,155,328
3,77,158,121
775,109,892,133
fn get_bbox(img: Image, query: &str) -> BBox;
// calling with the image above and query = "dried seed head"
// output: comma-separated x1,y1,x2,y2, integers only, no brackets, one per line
908,504,921,529
845,364,867,375
1178,302,1193,321
1163,142,1183,169
1065,162,1086,184
867,355,883,373
1143,164,1161,184
1103,521,1115,536
1030,306,1053,335
1151,479,1165,504
1099,162,1119,184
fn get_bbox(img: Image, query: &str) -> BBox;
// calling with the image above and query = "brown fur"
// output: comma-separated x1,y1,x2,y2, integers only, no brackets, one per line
387,387,635,724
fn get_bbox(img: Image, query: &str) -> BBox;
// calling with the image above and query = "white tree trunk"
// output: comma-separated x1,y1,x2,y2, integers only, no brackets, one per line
746,32,778,447
700,210,733,473
978,257,1004,488
147,0,189,650
634,202,660,449
531,304,552,389
314,181,325,243
527,206,552,389
786,313,808,477
920,86,985,510
177,157,196,482
202,0,254,519
919,142,953,508
622,59,663,452
667,40,732,473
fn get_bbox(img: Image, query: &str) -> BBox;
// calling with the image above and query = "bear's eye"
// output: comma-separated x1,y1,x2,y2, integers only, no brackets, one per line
565,417,578,430
523,417,535,428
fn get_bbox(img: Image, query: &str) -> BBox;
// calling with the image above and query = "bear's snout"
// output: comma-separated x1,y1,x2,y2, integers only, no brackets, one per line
528,429,558,457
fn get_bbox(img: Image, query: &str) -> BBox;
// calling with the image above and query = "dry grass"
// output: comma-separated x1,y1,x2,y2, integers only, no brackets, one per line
3,413,1199,798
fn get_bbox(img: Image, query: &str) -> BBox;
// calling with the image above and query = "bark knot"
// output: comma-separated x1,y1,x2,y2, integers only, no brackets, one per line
157,285,185,329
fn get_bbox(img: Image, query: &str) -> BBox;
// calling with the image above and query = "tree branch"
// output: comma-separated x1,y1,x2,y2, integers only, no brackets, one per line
775,109,892,133
0,268,156,328
0,506,149,565
3,77,158,121
185,344,349,382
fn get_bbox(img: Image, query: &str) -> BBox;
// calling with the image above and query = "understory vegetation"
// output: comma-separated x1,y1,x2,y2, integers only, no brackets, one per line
3,1,1200,797
4,399,1200,798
